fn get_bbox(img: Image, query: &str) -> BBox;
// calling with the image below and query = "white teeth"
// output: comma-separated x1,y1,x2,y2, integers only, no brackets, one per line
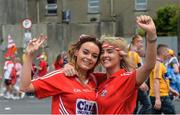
103,58,110,63
83,59,90,65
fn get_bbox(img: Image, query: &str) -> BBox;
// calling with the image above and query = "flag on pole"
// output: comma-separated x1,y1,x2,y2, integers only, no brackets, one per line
4,35,17,58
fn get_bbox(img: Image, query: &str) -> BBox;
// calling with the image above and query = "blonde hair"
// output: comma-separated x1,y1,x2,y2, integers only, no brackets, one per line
100,36,136,71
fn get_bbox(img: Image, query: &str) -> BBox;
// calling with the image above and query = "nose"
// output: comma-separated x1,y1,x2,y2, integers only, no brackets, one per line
102,51,108,57
86,54,92,60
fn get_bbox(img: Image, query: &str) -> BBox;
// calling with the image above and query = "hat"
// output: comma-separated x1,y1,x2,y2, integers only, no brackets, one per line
168,49,174,56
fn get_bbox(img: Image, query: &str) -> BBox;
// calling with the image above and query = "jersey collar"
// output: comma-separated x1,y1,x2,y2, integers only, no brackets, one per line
109,69,125,78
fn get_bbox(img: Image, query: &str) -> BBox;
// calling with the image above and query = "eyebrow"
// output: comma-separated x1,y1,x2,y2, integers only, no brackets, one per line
83,48,99,55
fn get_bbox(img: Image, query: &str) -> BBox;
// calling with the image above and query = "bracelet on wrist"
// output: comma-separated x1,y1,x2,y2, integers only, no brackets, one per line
147,38,157,43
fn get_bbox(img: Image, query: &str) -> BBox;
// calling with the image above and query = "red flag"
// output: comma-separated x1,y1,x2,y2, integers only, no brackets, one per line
4,35,17,58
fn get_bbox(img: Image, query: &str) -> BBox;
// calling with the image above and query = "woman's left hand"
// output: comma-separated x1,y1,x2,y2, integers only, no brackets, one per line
136,15,157,40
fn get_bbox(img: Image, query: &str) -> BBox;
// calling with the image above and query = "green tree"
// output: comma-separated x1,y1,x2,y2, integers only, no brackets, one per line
155,5,179,36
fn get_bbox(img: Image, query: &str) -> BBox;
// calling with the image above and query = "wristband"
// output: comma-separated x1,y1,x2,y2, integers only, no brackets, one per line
147,38,157,43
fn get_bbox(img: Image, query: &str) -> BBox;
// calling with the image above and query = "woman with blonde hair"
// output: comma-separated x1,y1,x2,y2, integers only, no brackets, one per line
64,15,157,114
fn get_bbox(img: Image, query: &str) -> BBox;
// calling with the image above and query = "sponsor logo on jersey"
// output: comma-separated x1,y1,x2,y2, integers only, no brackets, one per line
76,99,97,114
73,89,92,93
101,89,107,96
120,72,132,76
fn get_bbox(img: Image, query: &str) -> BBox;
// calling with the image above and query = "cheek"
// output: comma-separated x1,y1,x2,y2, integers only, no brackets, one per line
113,56,120,63
92,58,98,65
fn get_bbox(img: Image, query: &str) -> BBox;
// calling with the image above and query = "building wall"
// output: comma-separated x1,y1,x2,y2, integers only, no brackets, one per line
108,0,179,36
0,0,26,25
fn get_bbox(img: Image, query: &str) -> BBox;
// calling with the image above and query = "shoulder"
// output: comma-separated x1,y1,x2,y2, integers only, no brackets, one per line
33,69,65,80
120,71,136,77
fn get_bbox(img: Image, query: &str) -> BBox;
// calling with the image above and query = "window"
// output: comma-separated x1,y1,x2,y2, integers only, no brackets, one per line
88,0,100,14
135,0,147,11
45,0,57,15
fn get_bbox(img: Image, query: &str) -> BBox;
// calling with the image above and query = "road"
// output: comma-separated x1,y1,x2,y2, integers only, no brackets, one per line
0,96,180,114
0,96,51,114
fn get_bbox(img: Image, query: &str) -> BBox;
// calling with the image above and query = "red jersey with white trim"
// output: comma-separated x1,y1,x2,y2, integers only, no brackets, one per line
95,69,138,114
32,69,98,114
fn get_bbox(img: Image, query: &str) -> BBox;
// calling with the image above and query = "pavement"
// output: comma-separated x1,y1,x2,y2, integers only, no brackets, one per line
0,95,180,114
0,96,51,114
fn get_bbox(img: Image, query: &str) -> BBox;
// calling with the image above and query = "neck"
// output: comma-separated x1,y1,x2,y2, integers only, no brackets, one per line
130,45,137,52
106,65,120,79
77,69,88,83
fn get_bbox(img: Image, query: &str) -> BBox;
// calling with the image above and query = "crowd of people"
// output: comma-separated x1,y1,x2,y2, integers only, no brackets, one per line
0,49,68,99
0,15,180,114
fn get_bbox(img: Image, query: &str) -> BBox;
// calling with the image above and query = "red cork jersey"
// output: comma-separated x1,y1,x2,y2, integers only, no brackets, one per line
32,70,98,114
96,69,138,114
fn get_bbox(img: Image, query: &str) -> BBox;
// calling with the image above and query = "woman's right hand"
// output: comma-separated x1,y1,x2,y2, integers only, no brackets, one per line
26,34,47,56
154,99,161,110
63,63,77,76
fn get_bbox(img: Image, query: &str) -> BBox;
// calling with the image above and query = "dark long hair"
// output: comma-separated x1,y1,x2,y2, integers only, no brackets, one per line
68,34,102,73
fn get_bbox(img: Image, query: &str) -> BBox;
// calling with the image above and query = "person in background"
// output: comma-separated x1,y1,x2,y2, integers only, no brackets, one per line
3,56,15,99
149,44,179,114
165,49,180,97
35,55,48,77
53,53,64,70
129,34,152,114
14,57,25,99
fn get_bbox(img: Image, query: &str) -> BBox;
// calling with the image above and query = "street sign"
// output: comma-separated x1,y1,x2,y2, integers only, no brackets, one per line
21,18,32,29
23,31,32,49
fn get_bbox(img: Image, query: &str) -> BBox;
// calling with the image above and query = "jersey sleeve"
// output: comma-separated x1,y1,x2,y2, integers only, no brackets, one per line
153,62,161,79
32,70,72,99
125,70,138,90
136,53,141,64
119,70,138,100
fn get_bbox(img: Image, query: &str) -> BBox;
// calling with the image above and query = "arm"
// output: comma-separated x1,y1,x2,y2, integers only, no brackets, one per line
173,63,179,73
63,63,106,86
139,82,149,92
170,87,179,96
153,62,161,110
20,54,35,92
154,78,161,110
136,15,157,85
20,35,47,92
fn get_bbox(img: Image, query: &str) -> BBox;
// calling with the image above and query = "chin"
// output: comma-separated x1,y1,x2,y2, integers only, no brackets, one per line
102,64,111,68
80,65,92,71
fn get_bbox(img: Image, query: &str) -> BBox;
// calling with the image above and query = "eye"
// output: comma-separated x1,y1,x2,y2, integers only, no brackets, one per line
107,49,114,53
83,50,89,55
92,54,98,59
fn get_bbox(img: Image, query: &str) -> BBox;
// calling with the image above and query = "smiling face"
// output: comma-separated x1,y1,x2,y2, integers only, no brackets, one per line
100,42,121,70
134,36,143,49
75,42,100,72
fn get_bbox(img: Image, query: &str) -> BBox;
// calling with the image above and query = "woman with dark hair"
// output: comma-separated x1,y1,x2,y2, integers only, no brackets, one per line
20,34,102,114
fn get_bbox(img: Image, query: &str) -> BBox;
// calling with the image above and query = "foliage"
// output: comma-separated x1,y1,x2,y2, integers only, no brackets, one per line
155,5,179,36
